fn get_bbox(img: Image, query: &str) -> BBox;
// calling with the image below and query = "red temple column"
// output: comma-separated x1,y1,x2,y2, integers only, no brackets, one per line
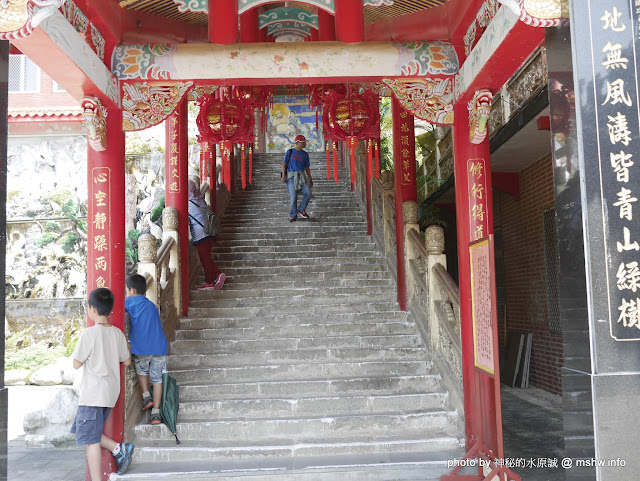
240,9,259,43
259,28,267,42
335,0,364,43
209,0,238,44
318,10,336,41
310,28,319,41
391,97,416,311
86,106,125,481
452,100,497,450
165,100,189,316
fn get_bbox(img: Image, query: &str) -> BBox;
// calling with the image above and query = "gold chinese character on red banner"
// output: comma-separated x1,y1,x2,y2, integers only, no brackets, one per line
95,191,107,207
171,143,179,154
96,276,106,288
469,161,483,179
472,183,484,200
93,213,107,230
95,256,108,271
93,173,108,184
170,181,178,192
94,235,107,252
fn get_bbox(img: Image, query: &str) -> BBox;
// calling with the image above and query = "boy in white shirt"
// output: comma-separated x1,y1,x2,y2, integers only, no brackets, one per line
71,288,133,479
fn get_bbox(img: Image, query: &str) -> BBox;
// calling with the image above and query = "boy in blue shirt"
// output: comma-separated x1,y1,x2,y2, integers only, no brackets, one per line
282,134,314,222
125,274,169,425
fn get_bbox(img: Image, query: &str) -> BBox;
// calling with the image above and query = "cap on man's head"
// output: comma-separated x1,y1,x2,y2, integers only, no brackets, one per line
295,135,306,143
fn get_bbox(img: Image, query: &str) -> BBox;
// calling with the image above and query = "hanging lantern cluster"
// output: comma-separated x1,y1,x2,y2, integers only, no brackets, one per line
320,84,381,190
197,87,271,191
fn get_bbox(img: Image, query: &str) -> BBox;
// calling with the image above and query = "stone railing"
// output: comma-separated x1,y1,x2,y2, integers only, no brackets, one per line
124,206,181,438
371,171,398,277
404,214,463,421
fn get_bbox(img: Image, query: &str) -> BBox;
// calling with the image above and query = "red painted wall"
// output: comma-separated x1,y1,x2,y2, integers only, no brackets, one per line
493,153,563,395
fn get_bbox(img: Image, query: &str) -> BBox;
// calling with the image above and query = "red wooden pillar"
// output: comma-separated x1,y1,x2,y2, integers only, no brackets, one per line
391,97,416,311
86,107,125,481
365,140,373,236
318,10,336,41
165,100,189,316
240,9,259,43
310,28,319,41
452,100,497,450
259,28,267,42
209,143,217,214
335,0,364,43
209,0,238,44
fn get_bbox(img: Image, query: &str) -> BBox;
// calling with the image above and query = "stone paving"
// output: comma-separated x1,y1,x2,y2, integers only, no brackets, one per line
8,385,564,480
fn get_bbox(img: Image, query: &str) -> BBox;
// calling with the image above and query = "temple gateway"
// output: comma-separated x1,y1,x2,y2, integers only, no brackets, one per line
0,0,637,480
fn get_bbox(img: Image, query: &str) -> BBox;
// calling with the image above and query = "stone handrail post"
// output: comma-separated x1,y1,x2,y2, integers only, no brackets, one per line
137,234,159,305
402,200,420,303
425,225,447,351
162,206,181,317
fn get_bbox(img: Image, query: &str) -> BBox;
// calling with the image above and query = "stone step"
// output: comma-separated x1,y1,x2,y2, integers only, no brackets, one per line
175,320,415,340
214,232,369,242
113,452,460,481
127,441,462,473
214,278,394,291
134,411,459,443
177,392,448,421
211,256,386,268
190,285,393,301
167,348,430,370
170,334,421,355
188,292,396,309
212,243,376,254
179,311,408,329
187,302,400,319
213,236,374,247
169,361,430,385
177,375,443,401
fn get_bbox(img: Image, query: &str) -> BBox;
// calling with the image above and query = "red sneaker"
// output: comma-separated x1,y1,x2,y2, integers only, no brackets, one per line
196,282,215,291
214,273,226,291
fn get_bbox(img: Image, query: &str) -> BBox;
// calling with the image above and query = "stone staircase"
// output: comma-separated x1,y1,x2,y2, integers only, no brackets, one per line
115,152,463,480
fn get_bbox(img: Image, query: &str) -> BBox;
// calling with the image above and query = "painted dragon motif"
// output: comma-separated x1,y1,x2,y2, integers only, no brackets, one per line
81,96,108,152
0,0,65,39
468,89,493,144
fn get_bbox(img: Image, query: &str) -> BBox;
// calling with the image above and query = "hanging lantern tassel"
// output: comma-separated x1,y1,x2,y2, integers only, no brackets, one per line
367,139,373,181
325,142,331,180
333,141,338,184
348,136,356,192
249,145,253,185
241,144,246,190
209,144,215,191
225,145,231,191
316,109,319,131
199,144,205,184
375,139,380,179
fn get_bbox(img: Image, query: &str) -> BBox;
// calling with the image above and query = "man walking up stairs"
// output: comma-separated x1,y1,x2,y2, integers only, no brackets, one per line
115,152,464,480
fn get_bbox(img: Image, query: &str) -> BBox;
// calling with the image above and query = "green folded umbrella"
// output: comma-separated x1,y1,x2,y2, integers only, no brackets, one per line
151,372,181,444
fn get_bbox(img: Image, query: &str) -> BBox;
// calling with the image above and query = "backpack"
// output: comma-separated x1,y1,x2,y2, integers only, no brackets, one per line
189,200,218,237
281,148,293,180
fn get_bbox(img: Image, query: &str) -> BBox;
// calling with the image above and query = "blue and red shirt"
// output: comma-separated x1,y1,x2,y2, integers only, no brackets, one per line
284,149,310,172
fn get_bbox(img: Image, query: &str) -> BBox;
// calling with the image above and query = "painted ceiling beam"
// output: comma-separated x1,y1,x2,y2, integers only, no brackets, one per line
11,9,119,107
112,41,458,84
454,6,544,102
259,7,318,29
267,23,312,38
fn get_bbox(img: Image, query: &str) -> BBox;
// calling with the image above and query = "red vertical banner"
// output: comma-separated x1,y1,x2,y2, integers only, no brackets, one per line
241,143,246,189
347,136,357,192
165,100,189,316
391,97,417,311
365,140,373,236
86,107,125,481
249,145,253,185
208,142,217,213
325,142,331,179
467,158,489,242
375,139,380,178
333,141,338,184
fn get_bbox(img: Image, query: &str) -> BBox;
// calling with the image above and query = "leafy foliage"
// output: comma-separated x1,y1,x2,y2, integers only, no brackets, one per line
45,222,61,232
61,232,79,254
150,196,165,222
36,232,58,246
5,344,66,371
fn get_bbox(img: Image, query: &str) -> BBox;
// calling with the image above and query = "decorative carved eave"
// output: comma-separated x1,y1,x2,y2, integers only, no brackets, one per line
259,7,318,30
498,0,569,27
121,81,193,131
0,0,64,40
468,89,493,144
81,96,108,151
383,78,454,125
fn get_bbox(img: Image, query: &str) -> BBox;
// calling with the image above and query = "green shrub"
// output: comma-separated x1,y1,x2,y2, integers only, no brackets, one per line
45,222,60,232
61,199,79,221
65,333,80,357
77,220,87,234
5,344,66,371
45,190,73,206
6,327,34,350
61,232,79,254
128,229,141,243
150,197,165,222
36,232,58,247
